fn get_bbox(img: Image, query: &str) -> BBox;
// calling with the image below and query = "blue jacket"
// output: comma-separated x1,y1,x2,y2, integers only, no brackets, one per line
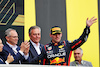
1,43,29,64
0,55,4,64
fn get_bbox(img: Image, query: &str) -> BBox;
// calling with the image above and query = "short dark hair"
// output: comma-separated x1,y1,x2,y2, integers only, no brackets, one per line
29,26,41,34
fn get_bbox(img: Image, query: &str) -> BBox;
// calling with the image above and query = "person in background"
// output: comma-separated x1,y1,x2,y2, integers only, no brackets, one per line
28,26,43,64
30,16,97,66
0,28,30,64
70,47,93,66
0,39,14,64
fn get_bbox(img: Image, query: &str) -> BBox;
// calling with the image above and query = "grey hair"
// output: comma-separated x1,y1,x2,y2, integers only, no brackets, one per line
76,47,83,55
5,28,16,36
29,26,41,34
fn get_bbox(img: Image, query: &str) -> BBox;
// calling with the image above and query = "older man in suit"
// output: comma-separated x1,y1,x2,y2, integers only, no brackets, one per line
1,28,30,64
28,26,43,64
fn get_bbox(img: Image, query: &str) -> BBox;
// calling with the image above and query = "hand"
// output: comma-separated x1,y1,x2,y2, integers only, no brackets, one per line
86,16,97,27
6,53,14,63
24,41,30,55
20,42,25,52
20,40,30,52
24,46,30,55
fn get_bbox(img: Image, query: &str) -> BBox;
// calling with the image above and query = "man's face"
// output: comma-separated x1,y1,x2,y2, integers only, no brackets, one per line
0,39,4,52
50,33,62,43
6,30,18,45
29,28,41,44
74,48,83,61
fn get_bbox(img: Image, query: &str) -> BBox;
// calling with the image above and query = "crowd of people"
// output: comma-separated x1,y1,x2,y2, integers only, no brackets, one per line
0,17,97,66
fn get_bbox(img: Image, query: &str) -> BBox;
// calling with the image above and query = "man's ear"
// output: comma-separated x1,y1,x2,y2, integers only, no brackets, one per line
82,54,83,56
29,33,30,37
5,36,9,41
61,33,62,37
49,34,52,37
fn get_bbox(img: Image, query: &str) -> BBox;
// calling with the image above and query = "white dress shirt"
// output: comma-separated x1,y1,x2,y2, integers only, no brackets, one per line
30,40,41,55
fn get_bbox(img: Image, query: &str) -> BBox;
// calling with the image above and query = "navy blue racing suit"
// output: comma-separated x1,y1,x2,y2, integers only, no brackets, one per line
31,26,90,66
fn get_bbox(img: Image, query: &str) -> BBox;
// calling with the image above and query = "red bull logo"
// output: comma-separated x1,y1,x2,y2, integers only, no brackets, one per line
50,57,65,64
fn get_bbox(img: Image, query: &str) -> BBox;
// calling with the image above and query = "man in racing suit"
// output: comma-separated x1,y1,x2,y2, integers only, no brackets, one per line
31,16,97,66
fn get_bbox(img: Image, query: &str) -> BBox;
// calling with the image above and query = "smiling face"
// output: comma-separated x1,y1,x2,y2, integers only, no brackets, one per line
29,28,41,44
6,30,18,45
50,33,62,43
0,39,4,52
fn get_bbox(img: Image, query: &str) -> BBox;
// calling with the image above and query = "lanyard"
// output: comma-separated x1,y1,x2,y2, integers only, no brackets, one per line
74,61,83,66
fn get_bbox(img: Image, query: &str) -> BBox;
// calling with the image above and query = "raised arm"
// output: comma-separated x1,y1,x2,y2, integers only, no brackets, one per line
69,16,97,50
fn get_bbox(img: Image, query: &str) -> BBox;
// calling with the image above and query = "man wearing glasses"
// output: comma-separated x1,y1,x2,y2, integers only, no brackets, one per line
0,28,30,64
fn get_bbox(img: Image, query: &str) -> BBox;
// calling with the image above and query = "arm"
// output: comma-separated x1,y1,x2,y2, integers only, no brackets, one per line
0,53,14,64
19,41,30,64
1,45,25,64
6,41,30,63
22,41,30,60
69,17,97,50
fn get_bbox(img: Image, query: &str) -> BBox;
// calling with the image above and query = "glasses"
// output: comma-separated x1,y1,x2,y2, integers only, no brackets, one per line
9,36,18,38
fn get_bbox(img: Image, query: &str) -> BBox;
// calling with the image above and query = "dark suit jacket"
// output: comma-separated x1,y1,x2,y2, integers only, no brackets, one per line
29,41,44,64
1,43,29,64
0,55,4,64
